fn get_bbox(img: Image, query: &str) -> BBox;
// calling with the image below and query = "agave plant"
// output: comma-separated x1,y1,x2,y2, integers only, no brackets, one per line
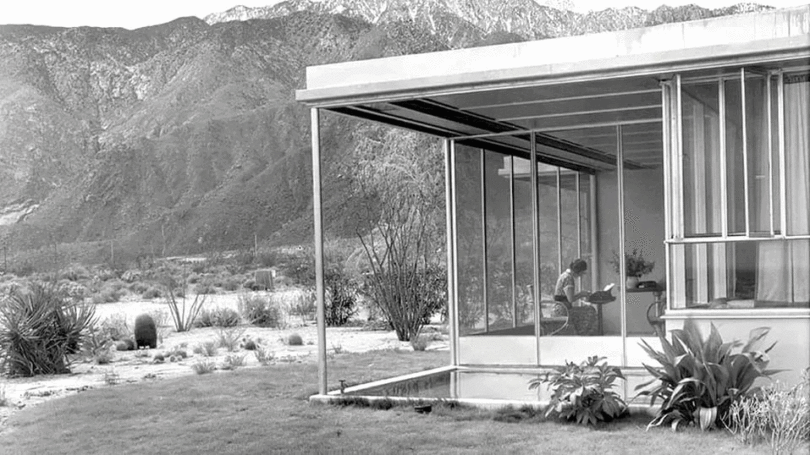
529,355,627,426
0,283,96,376
635,319,783,431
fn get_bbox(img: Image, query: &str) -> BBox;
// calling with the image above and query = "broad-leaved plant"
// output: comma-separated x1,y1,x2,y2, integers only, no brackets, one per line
529,355,627,426
636,319,783,431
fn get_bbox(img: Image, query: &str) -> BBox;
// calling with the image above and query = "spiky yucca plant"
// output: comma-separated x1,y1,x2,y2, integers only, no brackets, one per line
0,283,96,377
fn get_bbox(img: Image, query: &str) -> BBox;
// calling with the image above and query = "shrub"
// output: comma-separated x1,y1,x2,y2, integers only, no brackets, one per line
0,385,10,407
141,287,162,300
636,320,782,431
194,282,216,295
410,335,429,351
529,355,627,426
238,294,281,328
193,341,218,357
191,359,216,375
726,369,810,453
163,279,207,332
221,354,246,370
361,261,446,342
287,333,303,346
0,283,96,376
99,314,130,341
195,307,241,328
127,281,149,295
60,264,90,282
216,327,246,352
325,268,358,327
253,345,275,365
133,314,157,349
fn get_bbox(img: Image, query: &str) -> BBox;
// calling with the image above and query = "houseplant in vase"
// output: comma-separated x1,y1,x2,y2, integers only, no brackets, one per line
610,249,655,289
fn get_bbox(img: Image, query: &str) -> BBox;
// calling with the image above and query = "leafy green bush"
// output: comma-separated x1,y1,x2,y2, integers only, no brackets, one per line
529,355,627,426
238,294,282,328
636,320,782,431
195,307,241,328
0,283,96,376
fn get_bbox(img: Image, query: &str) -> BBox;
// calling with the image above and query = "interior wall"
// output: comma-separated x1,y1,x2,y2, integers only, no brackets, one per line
596,168,666,335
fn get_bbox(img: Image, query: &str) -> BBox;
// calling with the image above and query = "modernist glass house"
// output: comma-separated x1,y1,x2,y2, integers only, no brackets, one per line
296,6,810,404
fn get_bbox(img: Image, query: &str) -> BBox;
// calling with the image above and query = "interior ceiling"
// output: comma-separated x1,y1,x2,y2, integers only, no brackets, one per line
328,75,665,174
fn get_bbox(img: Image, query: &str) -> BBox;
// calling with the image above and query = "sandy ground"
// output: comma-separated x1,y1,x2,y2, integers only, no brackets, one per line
0,294,449,431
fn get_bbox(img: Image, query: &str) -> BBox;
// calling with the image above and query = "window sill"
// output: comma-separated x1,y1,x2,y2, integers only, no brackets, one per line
661,308,810,319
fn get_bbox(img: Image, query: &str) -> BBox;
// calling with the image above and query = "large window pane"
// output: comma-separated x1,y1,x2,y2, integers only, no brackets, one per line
454,145,485,335
726,78,746,234
682,82,722,236
537,163,559,300
672,240,809,309
486,152,513,331
745,74,771,234
513,157,536,330
784,73,810,236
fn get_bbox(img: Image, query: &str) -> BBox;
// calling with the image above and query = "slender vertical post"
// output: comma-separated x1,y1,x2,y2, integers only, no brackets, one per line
445,139,458,366
616,125,627,368
510,156,518,328
741,69,751,236
590,174,598,295
719,78,728,237
777,71,786,234
766,73,774,235
556,167,563,277
576,172,582,292
311,108,327,396
530,132,542,365
661,82,672,313
480,149,489,333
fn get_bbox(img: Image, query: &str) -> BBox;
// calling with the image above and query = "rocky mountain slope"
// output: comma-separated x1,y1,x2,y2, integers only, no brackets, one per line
0,1,775,268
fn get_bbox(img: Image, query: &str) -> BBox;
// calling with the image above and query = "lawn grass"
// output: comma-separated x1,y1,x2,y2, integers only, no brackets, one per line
0,349,785,455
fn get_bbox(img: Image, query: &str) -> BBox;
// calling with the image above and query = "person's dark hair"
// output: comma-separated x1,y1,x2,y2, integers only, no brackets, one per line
570,259,588,274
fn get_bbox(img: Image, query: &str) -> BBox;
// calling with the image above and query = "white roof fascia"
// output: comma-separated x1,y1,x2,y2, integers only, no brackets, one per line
296,6,810,107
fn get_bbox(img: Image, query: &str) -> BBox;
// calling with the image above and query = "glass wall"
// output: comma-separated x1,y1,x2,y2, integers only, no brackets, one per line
670,70,810,309
454,145,485,335
453,137,593,337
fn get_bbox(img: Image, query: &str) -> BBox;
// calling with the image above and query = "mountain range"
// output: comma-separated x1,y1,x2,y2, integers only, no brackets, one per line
0,0,774,268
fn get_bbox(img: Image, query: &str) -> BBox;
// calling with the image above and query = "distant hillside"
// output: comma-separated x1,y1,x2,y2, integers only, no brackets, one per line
0,1,775,268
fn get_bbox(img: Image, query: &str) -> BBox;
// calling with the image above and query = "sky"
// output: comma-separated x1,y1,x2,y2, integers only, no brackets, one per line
1,0,808,29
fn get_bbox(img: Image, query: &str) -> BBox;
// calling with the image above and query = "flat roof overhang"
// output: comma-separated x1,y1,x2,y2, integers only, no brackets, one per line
296,6,810,172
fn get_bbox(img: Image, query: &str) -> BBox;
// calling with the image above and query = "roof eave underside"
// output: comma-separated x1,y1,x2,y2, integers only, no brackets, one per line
296,23,810,173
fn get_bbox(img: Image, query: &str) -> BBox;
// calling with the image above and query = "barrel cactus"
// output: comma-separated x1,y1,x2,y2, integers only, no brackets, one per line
134,314,157,349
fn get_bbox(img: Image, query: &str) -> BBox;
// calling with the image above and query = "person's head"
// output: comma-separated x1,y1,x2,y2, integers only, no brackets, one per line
570,259,588,276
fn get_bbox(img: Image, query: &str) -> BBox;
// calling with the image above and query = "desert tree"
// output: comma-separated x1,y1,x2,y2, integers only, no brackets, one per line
345,125,446,341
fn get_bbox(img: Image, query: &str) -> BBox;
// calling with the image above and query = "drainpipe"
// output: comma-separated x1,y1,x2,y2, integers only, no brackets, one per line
311,108,327,396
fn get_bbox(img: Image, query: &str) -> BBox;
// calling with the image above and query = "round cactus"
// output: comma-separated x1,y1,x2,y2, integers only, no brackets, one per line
134,314,157,349
287,333,303,346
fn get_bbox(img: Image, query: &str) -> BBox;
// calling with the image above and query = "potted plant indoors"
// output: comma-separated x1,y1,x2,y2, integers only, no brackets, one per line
609,249,655,288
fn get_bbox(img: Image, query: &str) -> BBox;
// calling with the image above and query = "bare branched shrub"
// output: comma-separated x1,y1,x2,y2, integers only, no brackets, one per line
349,127,446,342
162,276,207,332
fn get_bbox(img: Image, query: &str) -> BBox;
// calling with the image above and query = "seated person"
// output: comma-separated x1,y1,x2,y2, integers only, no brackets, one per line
554,259,591,309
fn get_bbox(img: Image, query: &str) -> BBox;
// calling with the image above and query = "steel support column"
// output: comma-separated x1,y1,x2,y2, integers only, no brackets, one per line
311,108,327,395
